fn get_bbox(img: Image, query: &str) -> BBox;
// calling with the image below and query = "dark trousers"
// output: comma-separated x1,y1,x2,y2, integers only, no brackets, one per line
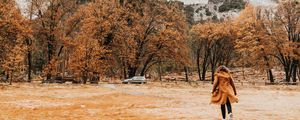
221,97,232,119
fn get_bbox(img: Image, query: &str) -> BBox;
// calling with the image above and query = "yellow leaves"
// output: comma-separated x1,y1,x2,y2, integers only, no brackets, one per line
0,0,29,73
236,5,257,23
67,2,113,76
233,0,300,69
191,21,232,45
43,58,58,75
2,44,26,72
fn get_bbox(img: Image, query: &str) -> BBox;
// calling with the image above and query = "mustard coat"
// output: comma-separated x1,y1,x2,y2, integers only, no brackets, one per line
210,71,238,105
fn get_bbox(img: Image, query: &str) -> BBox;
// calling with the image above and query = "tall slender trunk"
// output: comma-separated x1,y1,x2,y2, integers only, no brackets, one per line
201,64,207,81
201,50,209,80
211,65,215,84
297,66,300,82
46,41,53,80
83,52,88,84
82,65,88,84
123,65,127,79
257,37,275,83
242,66,245,80
196,49,202,81
140,63,149,76
27,2,33,83
285,66,291,82
291,62,298,82
158,61,162,81
82,74,87,84
9,71,12,85
140,55,154,76
184,66,189,82
128,67,137,78
6,72,9,82
263,55,274,83
27,50,32,82
267,69,274,83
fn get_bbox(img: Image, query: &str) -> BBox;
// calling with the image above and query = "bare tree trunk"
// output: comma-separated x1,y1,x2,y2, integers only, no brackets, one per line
184,66,189,82
123,66,127,79
82,71,87,84
262,55,274,83
242,66,245,80
201,50,209,80
27,1,33,83
297,65,300,82
140,55,154,76
128,67,137,78
196,49,202,81
9,71,12,85
211,65,216,84
268,69,274,83
6,72,9,82
201,64,208,81
158,61,162,81
47,39,54,80
27,49,32,82
292,63,297,83
284,66,291,82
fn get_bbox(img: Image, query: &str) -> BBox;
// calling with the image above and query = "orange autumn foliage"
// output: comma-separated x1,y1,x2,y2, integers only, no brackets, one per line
0,0,32,84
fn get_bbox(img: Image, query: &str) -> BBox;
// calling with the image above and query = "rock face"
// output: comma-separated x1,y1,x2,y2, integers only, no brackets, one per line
184,0,246,23
208,0,226,4
183,0,278,23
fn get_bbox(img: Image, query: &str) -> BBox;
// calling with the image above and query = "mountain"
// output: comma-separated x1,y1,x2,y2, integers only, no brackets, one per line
182,0,277,24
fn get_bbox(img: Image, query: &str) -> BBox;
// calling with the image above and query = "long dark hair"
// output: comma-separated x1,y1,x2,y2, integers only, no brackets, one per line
216,65,230,73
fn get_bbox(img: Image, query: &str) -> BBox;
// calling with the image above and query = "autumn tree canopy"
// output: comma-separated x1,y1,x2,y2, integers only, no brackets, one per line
0,0,299,84
191,21,236,82
0,0,32,84
235,1,300,83
63,0,189,80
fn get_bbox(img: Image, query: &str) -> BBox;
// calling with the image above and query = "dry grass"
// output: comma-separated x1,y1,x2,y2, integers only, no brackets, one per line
0,83,299,120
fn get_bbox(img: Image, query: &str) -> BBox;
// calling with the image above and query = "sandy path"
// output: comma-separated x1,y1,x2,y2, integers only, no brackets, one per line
0,83,299,120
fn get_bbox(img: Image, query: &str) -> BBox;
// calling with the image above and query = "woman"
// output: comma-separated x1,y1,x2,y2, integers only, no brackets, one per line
211,65,238,120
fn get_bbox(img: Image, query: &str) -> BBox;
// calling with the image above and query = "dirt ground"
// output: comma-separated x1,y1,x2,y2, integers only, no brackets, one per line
0,82,299,120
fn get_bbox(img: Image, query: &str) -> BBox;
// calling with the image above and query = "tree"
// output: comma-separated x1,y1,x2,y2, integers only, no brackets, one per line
235,1,300,83
68,35,108,84
191,22,214,81
262,0,300,82
2,44,25,85
272,0,300,82
23,0,36,82
191,21,236,82
234,5,275,83
0,0,29,84
66,0,118,83
112,0,189,78
30,0,80,80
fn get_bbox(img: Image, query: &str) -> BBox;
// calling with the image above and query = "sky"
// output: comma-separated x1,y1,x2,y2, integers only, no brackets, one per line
16,0,27,15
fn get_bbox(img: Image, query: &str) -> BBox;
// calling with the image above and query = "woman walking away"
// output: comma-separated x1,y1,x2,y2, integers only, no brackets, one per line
211,66,238,120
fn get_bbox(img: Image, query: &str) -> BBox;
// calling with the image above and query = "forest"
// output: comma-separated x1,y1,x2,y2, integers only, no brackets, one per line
0,0,299,85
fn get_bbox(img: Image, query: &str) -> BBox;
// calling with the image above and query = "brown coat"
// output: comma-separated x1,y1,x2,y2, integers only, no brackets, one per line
210,71,238,105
